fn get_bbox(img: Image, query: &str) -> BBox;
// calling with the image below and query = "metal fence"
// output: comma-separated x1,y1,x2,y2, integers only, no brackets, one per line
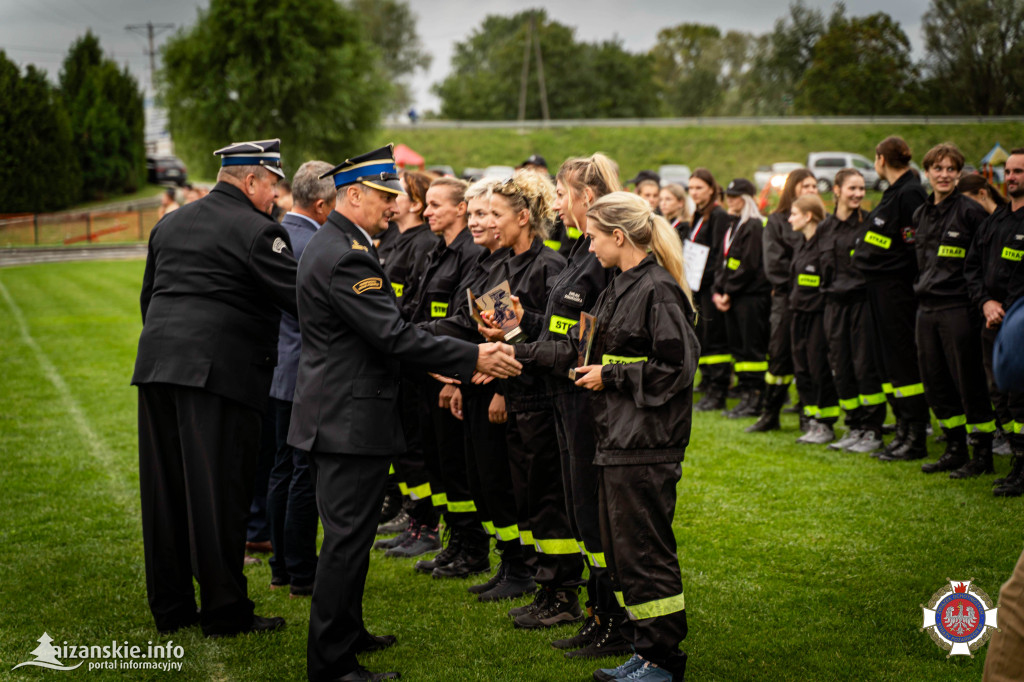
0,197,162,247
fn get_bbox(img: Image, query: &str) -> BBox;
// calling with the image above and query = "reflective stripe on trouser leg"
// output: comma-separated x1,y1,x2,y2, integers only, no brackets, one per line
446,498,477,513
534,537,580,554
939,415,967,430
764,372,793,386
405,482,431,500
698,354,733,365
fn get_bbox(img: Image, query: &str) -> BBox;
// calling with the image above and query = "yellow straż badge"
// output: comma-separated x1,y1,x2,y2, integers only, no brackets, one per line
352,277,382,294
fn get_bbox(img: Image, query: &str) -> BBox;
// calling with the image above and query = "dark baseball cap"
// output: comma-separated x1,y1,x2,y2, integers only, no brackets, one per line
725,178,756,197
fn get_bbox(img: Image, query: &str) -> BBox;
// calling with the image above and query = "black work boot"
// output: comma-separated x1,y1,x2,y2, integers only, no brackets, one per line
745,383,785,433
552,610,599,650
694,386,726,412
415,527,461,574
469,560,506,595
513,587,583,629
433,530,490,578
921,433,969,473
873,418,908,458
507,585,549,616
565,613,631,659
879,422,927,461
950,436,995,479
994,452,1024,496
727,388,761,418
478,562,535,602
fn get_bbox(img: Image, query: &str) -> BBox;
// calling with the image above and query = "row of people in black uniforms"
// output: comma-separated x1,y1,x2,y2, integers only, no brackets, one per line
370,156,696,682
680,136,1024,498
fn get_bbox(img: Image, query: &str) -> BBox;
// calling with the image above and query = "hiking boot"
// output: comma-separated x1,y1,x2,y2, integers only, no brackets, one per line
479,571,535,602
829,428,863,451
414,528,460,574
879,422,928,461
921,437,968,474
566,614,631,659
513,588,583,629
469,561,506,595
432,549,490,579
797,421,835,445
384,525,440,558
993,429,1012,456
594,653,645,682
508,587,550,618
374,518,414,550
378,492,401,526
694,390,725,412
552,613,599,651
994,453,1024,487
745,411,780,433
994,453,1024,496
950,441,994,479
377,510,411,536
846,430,883,454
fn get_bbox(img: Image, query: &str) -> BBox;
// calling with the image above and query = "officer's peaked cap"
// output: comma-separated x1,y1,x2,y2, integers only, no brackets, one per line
213,139,285,179
319,144,405,196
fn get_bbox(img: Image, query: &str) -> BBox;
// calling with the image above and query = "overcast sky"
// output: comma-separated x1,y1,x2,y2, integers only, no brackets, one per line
1,0,932,113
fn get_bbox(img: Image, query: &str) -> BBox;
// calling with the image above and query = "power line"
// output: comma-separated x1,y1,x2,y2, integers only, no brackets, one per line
125,21,174,89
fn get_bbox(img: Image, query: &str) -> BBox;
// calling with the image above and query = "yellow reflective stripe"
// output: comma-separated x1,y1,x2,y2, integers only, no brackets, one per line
614,591,625,607
699,354,733,365
803,405,819,417
391,282,404,297
1002,247,1024,262
588,551,607,568
938,245,965,258
481,520,495,535
388,463,395,475
549,315,577,336
969,420,997,434
882,383,894,394
939,414,967,429
407,482,432,500
864,231,891,249
544,239,561,251
1009,421,1024,434
566,226,583,240
797,273,821,287
602,354,648,365
624,592,686,621
764,372,793,385
446,498,477,513
494,524,519,541
734,361,768,372
818,405,840,418
860,392,886,405
534,537,580,555
839,397,860,410
519,529,534,546
430,301,448,317
727,257,741,270
892,383,924,398
398,482,409,495
430,492,448,507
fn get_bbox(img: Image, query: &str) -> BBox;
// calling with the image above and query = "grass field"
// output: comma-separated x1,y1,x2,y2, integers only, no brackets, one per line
1,259,1022,681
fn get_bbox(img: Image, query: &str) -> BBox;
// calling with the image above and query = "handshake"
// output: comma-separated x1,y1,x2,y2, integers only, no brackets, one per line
473,342,519,383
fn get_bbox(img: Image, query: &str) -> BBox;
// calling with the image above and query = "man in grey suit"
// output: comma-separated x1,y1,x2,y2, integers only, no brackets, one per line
266,160,335,597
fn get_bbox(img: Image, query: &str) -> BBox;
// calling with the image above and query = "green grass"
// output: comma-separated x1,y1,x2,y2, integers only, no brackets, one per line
378,122,1021,187
70,185,166,211
1,259,1022,681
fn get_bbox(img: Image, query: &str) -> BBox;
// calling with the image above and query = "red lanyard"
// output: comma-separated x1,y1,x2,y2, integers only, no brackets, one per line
688,215,705,241
723,223,737,257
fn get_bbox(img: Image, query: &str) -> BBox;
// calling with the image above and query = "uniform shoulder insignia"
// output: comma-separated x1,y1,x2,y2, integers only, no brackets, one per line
272,237,288,254
353,277,382,294
351,239,369,252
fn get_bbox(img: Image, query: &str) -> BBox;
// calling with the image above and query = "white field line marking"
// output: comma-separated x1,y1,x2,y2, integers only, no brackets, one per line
0,278,133,509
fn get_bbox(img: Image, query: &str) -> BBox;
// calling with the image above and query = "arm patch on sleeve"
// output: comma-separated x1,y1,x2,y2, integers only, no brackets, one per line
353,277,383,294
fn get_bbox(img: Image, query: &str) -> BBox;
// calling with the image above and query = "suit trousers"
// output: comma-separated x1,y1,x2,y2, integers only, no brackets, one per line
824,296,886,432
792,310,839,425
725,293,770,390
599,462,688,675
137,383,258,634
246,409,275,543
864,277,929,423
307,452,390,681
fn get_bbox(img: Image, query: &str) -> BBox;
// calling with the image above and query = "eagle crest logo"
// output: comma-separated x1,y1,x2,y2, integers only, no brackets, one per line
922,579,998,657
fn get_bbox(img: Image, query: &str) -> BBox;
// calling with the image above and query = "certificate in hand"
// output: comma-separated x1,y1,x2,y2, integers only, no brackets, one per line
475,281,528,343
682,239,710,292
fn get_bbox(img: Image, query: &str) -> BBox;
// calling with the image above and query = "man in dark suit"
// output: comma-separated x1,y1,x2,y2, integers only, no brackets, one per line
132,139,295,638
288,145,521,682
266,160,336,597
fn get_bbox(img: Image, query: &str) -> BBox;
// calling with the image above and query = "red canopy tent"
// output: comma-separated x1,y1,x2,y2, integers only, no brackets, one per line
394,144,424,169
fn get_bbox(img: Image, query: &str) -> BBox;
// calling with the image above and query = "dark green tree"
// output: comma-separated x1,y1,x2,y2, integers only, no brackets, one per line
160,0,386,179
432,10,658,120
650,24,728,116
921,0,1024,114
59,32,145,201
0,52,78,212
345,0,431,115
796,11,920,115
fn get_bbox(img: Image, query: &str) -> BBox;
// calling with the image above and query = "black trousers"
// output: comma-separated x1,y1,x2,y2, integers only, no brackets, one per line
246,409,275,543
725,293,771,389
824,296,886,432
307,452,390,682
599,462,687,675
137,383,258,634
982,325,1013,429
553,390,620,614
507,408,583,587
267,397,319,587
864,277,929,423
697,286,732,389
792,310,839,424
462,385,523,562
766,291,795,385
916,304,996,439
392,378,438,527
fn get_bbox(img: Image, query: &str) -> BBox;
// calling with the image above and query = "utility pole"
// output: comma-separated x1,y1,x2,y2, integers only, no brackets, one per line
531,12,550,121
126,22,174,90
517,17,532,123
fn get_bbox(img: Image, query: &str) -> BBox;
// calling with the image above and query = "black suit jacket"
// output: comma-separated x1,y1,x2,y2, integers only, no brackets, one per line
131,182,298,412
287,210,478,456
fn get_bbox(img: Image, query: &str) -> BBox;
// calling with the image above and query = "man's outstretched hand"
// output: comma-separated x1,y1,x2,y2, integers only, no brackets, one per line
475,342,522,380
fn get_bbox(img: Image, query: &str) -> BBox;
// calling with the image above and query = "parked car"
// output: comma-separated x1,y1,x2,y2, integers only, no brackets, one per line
146,155,188,186
754,162,803,190
807,152,883,193
483,165,515,180
658,164,691,187
461,167,484,182
427,164,456,177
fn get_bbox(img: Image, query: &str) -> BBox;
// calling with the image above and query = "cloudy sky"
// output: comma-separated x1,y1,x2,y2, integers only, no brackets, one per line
1,0,932,113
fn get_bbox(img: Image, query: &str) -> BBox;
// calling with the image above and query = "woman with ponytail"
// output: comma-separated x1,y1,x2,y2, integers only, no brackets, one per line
512,191,697,682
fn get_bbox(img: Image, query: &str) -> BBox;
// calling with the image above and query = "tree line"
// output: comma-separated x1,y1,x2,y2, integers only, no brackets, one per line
434,1,1024,119
0,32,145,213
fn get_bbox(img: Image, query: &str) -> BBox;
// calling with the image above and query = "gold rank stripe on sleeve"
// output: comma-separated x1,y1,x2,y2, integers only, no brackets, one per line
797,273,820,287
548,315,577,335
352,277,383,294
1002,246,1024,262
864,231,892,249
938,245,966,258
602,354,649,365
351,240,368,252
430,301,448,318
391,282,404,297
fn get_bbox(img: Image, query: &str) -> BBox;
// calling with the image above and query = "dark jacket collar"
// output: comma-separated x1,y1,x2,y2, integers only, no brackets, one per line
211,181,263,214
607,254,656,300
508,237,545,278
325,210,373,250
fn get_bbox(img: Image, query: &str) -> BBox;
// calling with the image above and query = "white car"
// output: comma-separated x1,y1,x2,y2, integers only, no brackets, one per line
483,165,516,180
754,162,804,191
658,164,691,187
807,152,885,193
